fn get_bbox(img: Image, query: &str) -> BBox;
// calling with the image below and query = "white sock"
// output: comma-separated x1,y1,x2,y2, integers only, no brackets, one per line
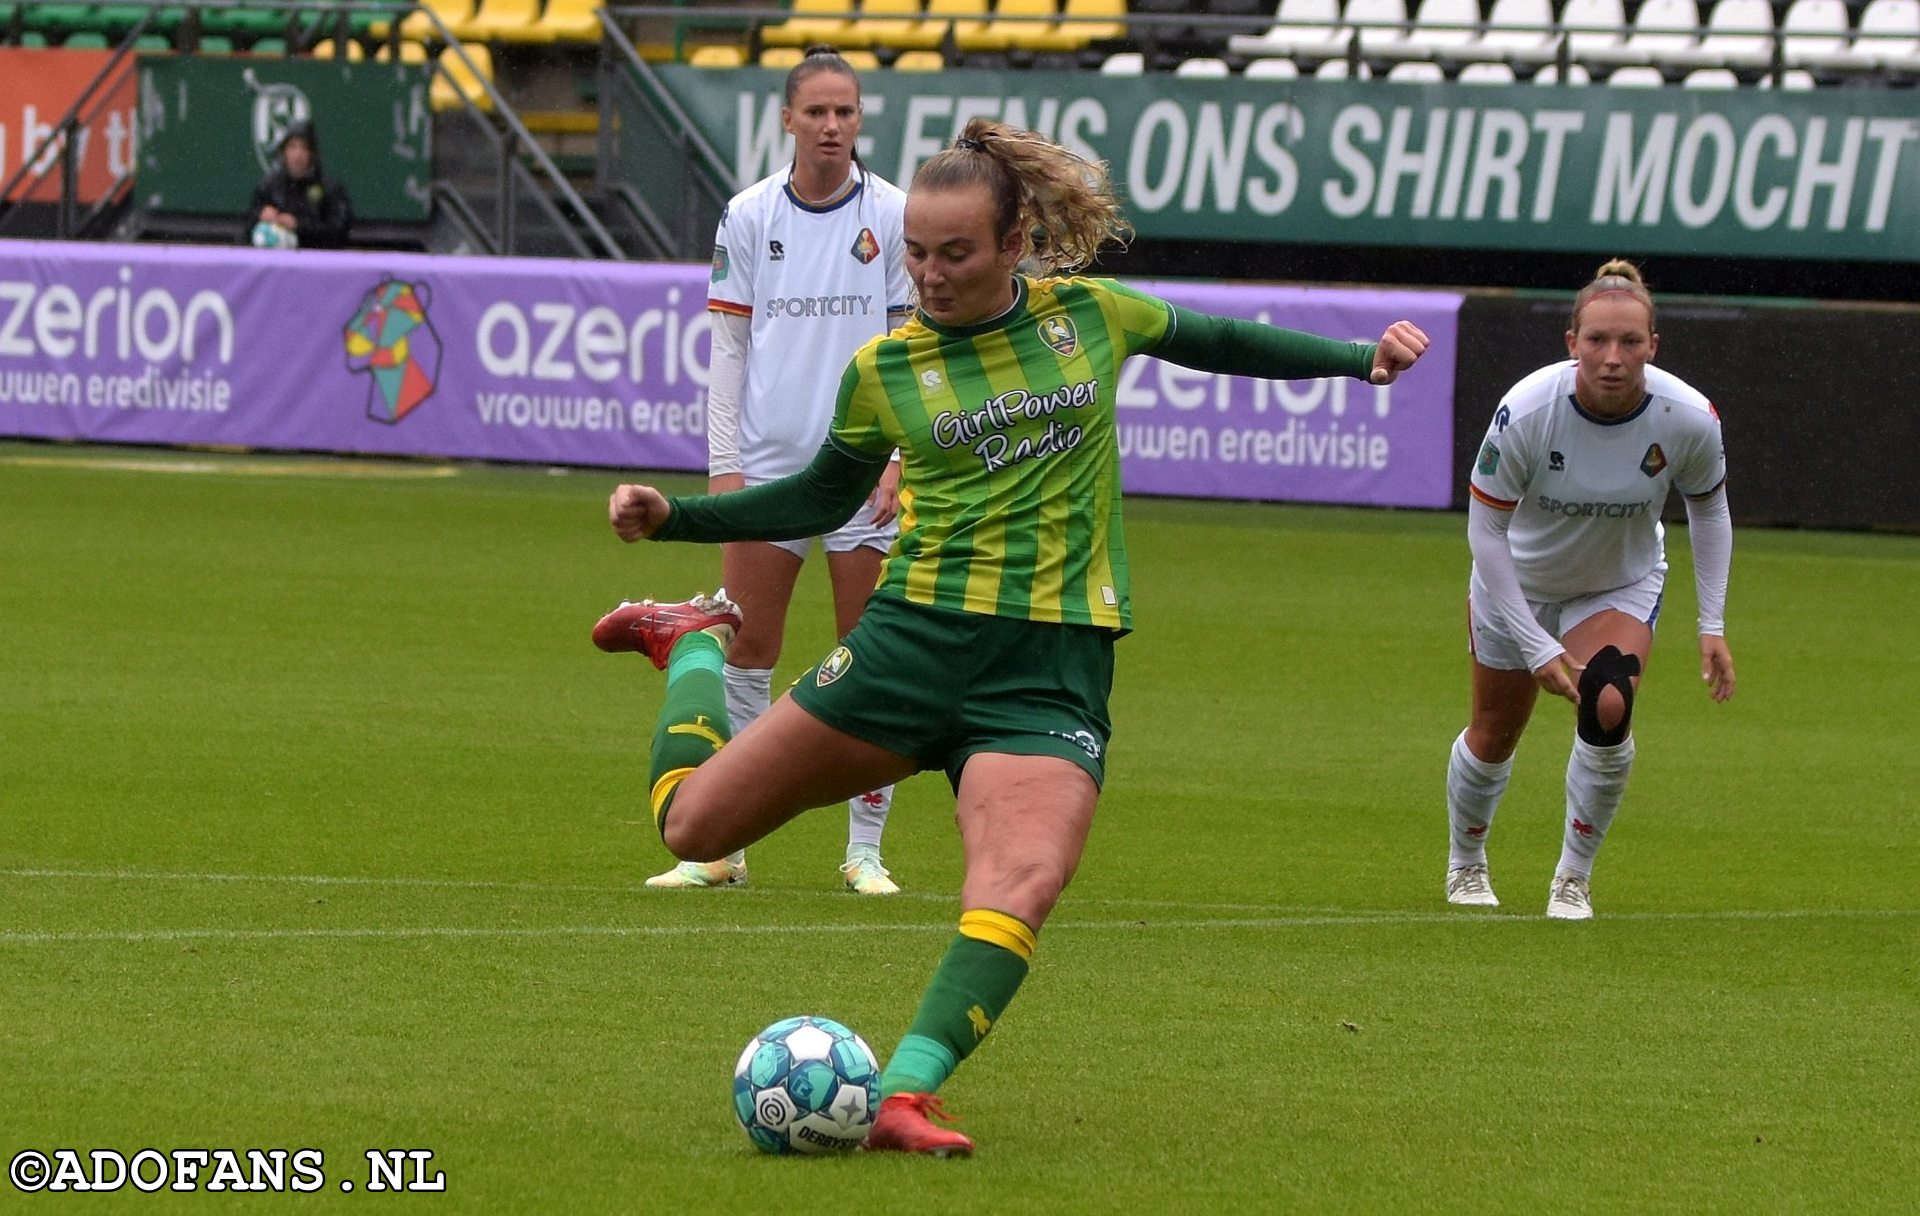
847,786,893,854
1558,735,1636,879
714,662,772,869
1447,730,1512,869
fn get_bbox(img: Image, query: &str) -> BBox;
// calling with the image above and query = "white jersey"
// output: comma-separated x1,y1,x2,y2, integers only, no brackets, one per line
707,165,910,481
1468,361,1726,602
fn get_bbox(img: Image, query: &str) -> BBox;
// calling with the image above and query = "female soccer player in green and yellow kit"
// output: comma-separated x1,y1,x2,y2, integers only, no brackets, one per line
591,118,1431,1155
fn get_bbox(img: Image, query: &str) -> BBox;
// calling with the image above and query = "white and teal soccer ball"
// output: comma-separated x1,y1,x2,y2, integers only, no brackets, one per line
732,1015,879,1155
250,220,299,249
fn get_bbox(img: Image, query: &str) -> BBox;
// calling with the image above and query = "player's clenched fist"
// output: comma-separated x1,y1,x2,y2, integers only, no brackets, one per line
608,483,671,542
1369,320,1430,385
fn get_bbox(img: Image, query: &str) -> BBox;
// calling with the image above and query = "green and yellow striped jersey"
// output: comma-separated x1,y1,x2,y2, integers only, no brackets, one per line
830,274,1174,631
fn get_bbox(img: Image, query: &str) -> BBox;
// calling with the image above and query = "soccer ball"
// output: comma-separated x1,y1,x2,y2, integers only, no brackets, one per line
732,1015,880,1155
250,220,298,249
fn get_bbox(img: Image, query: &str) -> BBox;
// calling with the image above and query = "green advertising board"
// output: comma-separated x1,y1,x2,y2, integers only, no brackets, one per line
651,67,1920,263
138,58,432,223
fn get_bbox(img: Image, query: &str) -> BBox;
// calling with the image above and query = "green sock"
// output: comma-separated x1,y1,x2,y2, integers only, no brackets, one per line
647,631,730,835
880,919,1033,1098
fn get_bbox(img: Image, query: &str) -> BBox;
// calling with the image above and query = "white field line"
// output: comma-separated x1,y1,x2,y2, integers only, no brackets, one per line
0,867,1373,917
1,909,1914,947
0,454,457,479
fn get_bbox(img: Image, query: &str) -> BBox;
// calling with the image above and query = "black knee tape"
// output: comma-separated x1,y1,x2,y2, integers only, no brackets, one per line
1576,645,1641,746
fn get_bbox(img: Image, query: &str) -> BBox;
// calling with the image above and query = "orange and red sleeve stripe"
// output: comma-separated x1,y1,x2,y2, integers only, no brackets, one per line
708,300,752,318
1469,484,1518,510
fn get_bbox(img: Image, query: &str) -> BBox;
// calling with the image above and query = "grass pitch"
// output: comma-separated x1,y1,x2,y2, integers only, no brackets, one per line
2,442,1915,1213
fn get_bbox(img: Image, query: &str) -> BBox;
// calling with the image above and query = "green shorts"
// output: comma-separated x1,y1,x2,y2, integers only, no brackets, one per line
789,594,1117,789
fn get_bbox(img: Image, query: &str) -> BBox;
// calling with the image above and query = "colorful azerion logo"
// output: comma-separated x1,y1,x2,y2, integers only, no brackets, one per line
343,276,441,425
850,228,879,265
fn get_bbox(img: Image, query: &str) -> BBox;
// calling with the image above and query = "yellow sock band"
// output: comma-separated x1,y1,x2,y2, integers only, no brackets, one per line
958,908,1037,961
650,766,697,828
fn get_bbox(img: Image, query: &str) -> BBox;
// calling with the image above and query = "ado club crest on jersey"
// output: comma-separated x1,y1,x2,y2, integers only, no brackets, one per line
817,645,854,687
1038,315,1078,358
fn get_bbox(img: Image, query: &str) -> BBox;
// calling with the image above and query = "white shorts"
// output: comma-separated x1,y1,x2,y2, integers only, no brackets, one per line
1467,562,1666,672
745,486,897,562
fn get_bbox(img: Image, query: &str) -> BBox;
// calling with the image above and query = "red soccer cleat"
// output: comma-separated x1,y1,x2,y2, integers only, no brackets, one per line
591,590,742,670
864,1093,975,1157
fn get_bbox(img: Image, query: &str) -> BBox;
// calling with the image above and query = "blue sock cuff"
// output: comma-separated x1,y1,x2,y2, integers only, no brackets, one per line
665,632,724,684
879,1034,958,1098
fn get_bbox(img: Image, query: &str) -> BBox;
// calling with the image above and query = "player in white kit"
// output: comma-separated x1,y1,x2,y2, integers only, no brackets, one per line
646,46,914,893
1443,260,1737,919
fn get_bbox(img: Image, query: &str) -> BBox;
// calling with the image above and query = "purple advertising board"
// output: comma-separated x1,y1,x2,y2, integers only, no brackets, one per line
0,241,1460,507
0,240,714,471
1122,280,1463,508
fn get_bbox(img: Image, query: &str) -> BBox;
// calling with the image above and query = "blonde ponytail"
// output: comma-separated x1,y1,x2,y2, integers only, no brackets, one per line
913,119,1130,272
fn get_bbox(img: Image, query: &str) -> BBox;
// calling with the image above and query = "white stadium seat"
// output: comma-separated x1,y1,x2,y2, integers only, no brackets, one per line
1457,59,1519,80
1840,0,1920,70
1314,53,1375,75
1476,0,1556,64
1227,0,1348,60
1557,0,1630,63
1606,63,1668,83
1244,56,1303,77
1534,59,1594,82
1779,0,1850,67
1613,0,1701,64
1396,0,1479,59
1676,0,1774,69
1341,0,1411,57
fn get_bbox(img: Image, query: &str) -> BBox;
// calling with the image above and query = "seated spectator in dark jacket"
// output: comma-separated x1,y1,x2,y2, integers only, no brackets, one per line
247,122,352,249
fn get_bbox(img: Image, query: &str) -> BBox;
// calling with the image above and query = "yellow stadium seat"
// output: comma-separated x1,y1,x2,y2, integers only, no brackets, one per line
538,0,602,41
761,0,863,48
456,0,552,43
973,0,1059,51
854,0,933,49
377,0,474,41
431,42,495,111
311,37,366,59
759,45,805,67
892,48,946,67
1028,0,1123,50
916,0,991,48
375,38,432,61
688,43,748,66
840,47,881,67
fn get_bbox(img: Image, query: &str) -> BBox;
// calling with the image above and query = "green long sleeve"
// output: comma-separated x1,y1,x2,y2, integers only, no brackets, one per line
1155,304,1378,382
653,440,887,544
